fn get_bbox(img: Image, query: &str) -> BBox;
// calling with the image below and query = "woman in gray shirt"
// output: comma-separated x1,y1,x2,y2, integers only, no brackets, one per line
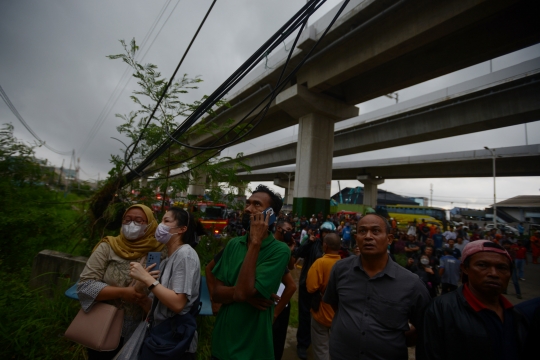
130,207,201,359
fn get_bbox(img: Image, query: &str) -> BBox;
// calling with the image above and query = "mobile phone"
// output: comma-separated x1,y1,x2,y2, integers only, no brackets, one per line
146,252,161,270
262,207,276,226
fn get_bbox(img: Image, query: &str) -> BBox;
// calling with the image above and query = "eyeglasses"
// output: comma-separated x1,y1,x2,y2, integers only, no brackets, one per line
122,217,147,225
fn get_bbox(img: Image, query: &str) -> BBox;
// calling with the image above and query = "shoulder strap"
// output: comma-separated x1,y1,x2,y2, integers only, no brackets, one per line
188,276,203,317
147,257,203,322
146,257,171,324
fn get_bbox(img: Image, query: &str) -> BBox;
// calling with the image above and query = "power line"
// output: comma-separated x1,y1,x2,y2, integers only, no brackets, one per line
0,83,72,156
140,0,183,61
78,0,178,156
126,0,344,182
122,0,218,176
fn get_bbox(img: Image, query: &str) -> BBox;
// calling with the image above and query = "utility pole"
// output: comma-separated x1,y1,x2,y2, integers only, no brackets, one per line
484,147,497,229
77,156,80,189
287,173,292,205
65,149,74,194
57,159,65,187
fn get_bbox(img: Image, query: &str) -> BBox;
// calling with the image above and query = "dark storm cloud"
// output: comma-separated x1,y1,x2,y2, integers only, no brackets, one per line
0,0,307,177
1,0,539,205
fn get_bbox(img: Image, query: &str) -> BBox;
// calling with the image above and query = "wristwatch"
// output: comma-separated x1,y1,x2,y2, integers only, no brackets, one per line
148,280,159,291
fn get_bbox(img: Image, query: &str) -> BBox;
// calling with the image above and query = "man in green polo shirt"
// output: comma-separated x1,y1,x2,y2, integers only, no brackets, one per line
211,185,291,360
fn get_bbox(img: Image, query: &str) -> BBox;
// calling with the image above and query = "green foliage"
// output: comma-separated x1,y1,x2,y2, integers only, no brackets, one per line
289,298,299,328
0,124,90,269
0,267,86,359
394,253,408,267
95,38,249,224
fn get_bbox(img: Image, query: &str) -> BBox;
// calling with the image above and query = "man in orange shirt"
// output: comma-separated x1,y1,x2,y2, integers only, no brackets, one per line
531,230,540,264
306,233,342,360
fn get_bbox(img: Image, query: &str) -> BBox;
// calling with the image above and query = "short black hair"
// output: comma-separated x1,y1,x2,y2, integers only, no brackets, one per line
276,219,293,229
358,213,391,234
323,233,342,251
252,184,283,215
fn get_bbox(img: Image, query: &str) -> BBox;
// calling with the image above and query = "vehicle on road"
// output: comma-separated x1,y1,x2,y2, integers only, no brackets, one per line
192,201,229,237
377,205,446,229
485,223,519,236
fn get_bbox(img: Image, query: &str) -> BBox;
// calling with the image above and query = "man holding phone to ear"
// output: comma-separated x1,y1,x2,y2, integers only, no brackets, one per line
211,185,291,360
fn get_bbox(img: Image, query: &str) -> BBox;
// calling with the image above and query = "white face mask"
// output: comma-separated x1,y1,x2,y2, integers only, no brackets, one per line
155,223,178,244
122,222,147,240
420,258,430,265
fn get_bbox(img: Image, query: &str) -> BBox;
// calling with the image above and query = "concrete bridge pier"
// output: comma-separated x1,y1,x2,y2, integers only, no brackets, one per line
273,178,294,205
357,175,384,208
275,84,359,216
140,175,148,188
293,113,334,216
188,171,206,196
235,183,247,196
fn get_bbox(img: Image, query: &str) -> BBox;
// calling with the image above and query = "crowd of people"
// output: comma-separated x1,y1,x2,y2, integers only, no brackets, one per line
74,185,539,360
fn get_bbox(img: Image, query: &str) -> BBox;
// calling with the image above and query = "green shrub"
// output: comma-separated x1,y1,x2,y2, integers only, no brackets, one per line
0,267,85,359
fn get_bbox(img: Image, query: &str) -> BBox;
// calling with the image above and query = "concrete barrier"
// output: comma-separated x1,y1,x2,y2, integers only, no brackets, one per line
30,249,88,295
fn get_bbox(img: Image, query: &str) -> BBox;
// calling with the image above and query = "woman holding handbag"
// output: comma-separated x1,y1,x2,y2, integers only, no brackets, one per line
77,204,165,360
129,207,201,360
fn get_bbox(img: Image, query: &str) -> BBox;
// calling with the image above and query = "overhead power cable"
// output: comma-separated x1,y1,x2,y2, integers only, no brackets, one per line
144,0,352,181
121,0,218,176
0,84,72,156
78,0,178,156
125,0,348,183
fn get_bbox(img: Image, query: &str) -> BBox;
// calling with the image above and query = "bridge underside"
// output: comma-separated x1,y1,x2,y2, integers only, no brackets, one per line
237,145,540,182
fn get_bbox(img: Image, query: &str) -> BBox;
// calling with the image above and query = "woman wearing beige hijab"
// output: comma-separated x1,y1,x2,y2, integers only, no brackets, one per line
77,204,165,359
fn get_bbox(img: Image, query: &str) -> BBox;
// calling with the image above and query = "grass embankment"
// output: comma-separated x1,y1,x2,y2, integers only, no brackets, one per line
0,187,90,359
0,191,229,359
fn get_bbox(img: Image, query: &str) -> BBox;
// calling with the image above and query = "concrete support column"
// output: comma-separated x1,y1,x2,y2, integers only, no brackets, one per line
237,185,246,196
188,172,206,196
357,175,385,208
273,178,294,205
231,182,247,196
293,113,334,216
275,84,358,216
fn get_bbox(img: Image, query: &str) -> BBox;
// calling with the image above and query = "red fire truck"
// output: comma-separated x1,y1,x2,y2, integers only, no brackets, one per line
193,202,228,236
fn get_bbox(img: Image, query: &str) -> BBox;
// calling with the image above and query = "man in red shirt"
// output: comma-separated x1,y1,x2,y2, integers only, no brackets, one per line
531,230,540,264
511,240,527,280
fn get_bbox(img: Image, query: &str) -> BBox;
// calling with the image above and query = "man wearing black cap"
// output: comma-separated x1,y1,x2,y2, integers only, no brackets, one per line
421,240,530,360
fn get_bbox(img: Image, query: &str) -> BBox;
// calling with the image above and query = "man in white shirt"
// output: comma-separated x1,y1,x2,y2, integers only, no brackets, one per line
442,226,457,241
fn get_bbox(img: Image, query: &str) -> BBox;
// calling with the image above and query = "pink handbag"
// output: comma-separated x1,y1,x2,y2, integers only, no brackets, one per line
64,302,124,351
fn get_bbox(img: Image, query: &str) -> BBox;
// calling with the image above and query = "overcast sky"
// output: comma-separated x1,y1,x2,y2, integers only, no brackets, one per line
1,0,539,210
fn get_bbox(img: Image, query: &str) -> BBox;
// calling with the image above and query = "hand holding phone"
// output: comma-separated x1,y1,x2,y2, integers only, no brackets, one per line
146,252,161,271
261,207,276,226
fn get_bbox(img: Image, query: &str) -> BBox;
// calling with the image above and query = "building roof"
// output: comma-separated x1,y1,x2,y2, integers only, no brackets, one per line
331,187,418,206
494,195,540,208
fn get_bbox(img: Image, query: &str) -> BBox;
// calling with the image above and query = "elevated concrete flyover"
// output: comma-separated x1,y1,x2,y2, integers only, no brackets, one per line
237,57,540,171
186,0,540,147
149,0,540,215
237,144,540,182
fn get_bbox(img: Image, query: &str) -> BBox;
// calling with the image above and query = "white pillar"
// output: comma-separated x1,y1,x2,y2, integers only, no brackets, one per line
188,172,206,196
293,113,334,215
357,175,385,208
274,178,295,205
140,176,148,187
